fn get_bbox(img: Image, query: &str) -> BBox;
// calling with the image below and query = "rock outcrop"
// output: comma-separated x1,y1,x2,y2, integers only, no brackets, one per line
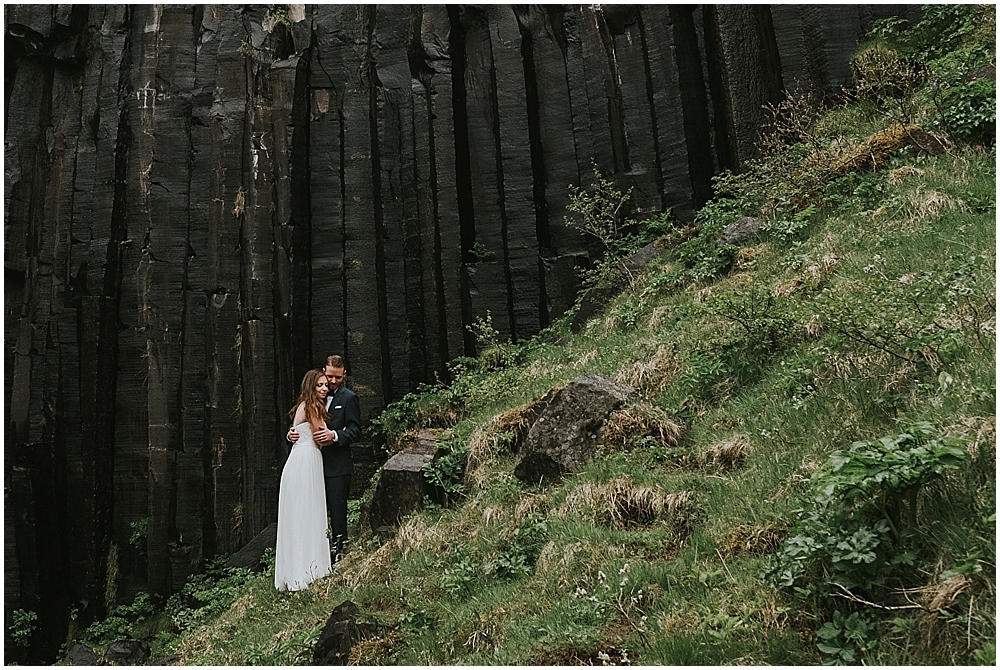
369,432,443,534
222,523,278,573
3,4,921,662
514,374,633,483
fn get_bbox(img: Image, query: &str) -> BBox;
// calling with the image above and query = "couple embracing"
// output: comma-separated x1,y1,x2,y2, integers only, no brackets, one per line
274,355,362,592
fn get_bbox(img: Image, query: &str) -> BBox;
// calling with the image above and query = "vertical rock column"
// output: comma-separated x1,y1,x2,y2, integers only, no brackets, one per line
488,5,542,340
4,4,77,654
513,6,587,322
135,4,195,600
600,6,664,214
344,6,384,409
202,5,249,565
704,4,785,170
308,6,348,368
455,6,514,343
371,4,414,403
411,5,465,379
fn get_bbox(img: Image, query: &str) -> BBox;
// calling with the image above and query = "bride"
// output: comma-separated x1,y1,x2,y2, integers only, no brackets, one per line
275,369,333,591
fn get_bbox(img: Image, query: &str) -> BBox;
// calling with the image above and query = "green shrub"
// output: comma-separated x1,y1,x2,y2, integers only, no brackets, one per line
82,591,157,645
9,609,37,647
767,423,969,594
936,78,996,144
815,610,875,665
565,164,674,292
165,557,252,631
423,434,470,504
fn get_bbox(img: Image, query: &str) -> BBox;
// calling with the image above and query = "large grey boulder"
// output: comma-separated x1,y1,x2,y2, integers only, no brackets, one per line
514,374,633,483
369,432,443,534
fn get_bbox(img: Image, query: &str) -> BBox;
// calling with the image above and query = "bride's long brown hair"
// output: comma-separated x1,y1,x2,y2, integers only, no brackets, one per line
288,368,329,430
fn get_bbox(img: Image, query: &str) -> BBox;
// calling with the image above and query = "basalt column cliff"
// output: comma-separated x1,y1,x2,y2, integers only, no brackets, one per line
4,4,918,659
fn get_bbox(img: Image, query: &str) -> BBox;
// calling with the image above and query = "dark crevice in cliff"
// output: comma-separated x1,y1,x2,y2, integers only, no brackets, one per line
405,9,431,387
93,5,135,622
702,7,737,174
513,8,550,330
428,83,451,376
289,56,313,387
758,6,786,121
670,6,715,209
595,11,630,174
368,6,394,403
447,6,476,356
636,14,667,214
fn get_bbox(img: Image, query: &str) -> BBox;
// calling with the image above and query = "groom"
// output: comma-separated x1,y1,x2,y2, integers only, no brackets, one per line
288,355,361,560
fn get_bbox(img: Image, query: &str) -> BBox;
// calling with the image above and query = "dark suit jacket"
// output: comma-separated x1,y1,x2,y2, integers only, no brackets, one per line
322,384,361,477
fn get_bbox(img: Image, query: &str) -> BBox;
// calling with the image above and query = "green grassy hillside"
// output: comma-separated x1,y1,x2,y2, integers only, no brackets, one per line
54,5,995,666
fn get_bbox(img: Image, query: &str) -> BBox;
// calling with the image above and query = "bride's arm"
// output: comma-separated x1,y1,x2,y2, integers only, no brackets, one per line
292,402,306,426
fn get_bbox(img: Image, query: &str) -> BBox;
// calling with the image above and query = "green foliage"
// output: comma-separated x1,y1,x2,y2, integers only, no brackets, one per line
469,241,494,261
260,547,277,573
129,518,148,549
707,283,794,343
371,390,422,438
862,4,996,143
237,39,254,58
267,5,291,29
566,164,673,291
767,423,969,593
671,216,737,282
760,206,815,245
82,592,157,645
165,556,252,631
423,435,470,502
851,41,924,123
9,609,37,647
486,512,549,580
895,4,993,64
972,643,996,666
936,78,996,144
438,547,480,597
815,610,875,665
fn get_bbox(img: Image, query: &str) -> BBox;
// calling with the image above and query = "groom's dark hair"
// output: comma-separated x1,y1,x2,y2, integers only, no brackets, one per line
325,354,346,369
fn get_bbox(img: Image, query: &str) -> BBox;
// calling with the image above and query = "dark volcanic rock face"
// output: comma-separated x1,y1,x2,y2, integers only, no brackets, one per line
3,3,918,662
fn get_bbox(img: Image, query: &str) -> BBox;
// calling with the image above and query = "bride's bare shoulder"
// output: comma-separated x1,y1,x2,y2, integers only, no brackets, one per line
292,402,306,425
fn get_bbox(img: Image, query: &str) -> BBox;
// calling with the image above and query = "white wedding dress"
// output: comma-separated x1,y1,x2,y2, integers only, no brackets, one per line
274,422,331,591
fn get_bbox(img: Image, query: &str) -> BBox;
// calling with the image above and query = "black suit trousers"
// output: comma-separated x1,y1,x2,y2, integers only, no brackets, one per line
325,473,351,545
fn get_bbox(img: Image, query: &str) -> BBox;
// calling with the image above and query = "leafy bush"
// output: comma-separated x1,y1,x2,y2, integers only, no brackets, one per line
936,78,996,145
439,548,480,597
423,434,470,504
668,215,737,283
815,610,875,665
486,512,549,580
165,557,252,631
9,609,37,647
81,591,157,645
767,423,969,594
566,164,674,292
